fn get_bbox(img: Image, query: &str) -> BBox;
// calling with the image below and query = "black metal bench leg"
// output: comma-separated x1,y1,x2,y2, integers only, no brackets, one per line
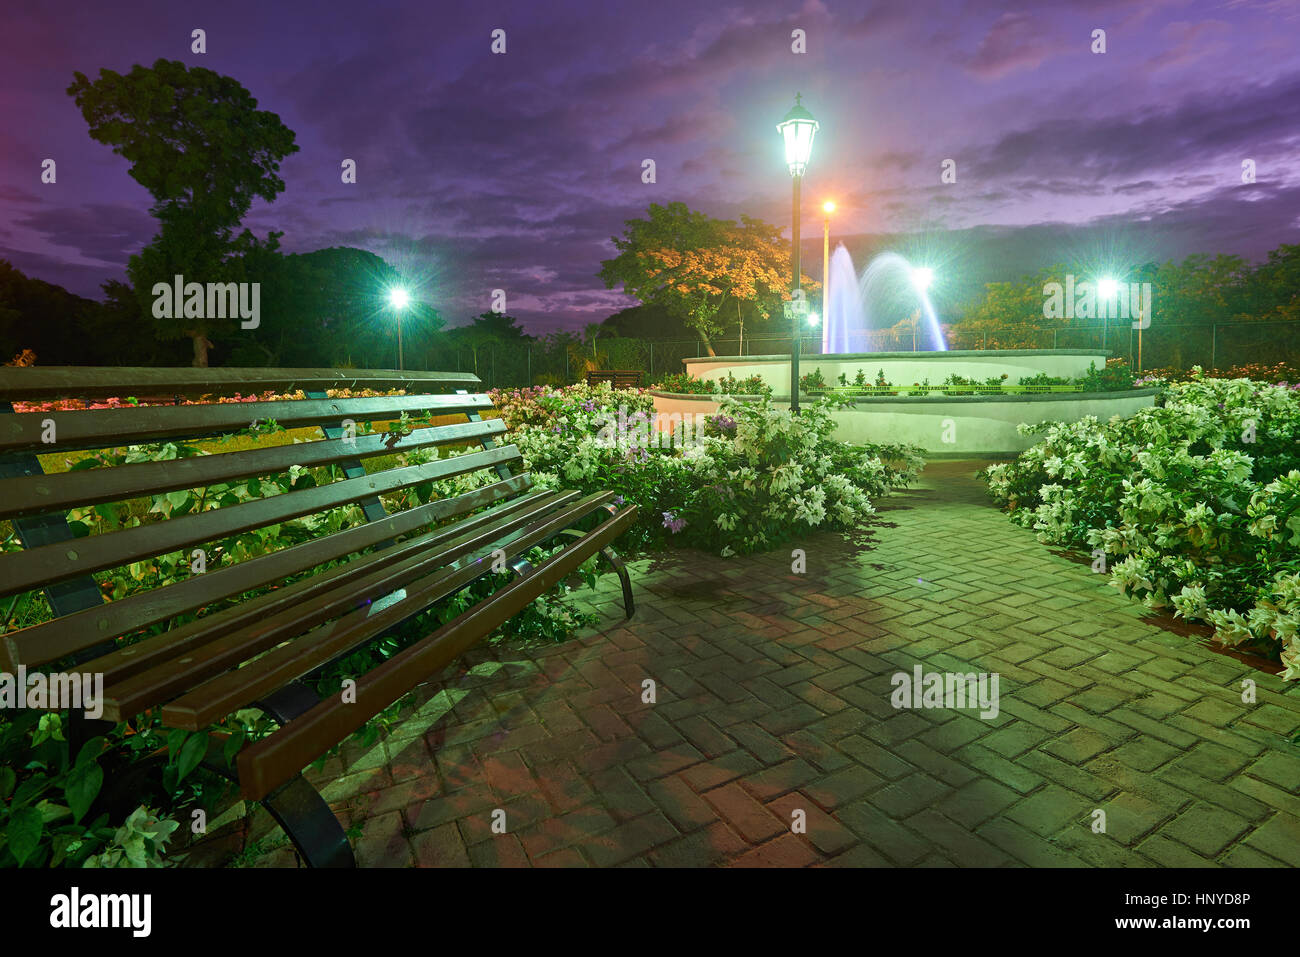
555,525,636,619
601,544,636,619
260,775,356,868
244,681,357,867
199,734,355,868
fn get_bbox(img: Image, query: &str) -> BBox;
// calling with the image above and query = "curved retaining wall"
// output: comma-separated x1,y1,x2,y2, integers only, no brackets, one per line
683,349,1111,392
649,388,1161,456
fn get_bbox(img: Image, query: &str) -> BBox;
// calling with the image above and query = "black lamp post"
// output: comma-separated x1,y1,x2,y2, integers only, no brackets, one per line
777,93,819,412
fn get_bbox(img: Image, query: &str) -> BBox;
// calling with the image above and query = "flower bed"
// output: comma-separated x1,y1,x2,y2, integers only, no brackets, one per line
13,386,409,414
802,358,1140,397
491,381,924,554
983,370,1300,678
1137,362,1300,388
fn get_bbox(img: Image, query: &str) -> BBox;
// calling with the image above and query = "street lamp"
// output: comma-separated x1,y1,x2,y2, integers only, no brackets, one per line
910,267,933,292
388,287,410,370
821,200,835,352
777,93,819,412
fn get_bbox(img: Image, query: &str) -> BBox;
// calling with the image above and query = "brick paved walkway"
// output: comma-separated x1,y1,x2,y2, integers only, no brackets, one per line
200,459,1300,867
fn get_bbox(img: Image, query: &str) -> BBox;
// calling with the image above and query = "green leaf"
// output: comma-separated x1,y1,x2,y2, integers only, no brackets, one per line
0,767,14,799
63,760,103,823
6,807,44,865
12,773,50,809
222,730,246,769
75,736,107,767
175,732,207,783
166,489,190,511
94,502,121,527
166,728,190,759
36,799,72,824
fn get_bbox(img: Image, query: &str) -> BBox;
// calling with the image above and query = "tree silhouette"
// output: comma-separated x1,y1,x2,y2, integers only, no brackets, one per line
68,59,298,366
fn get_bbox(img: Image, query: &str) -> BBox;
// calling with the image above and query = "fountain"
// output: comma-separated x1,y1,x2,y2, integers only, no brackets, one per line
823,246,946,353
822,244,863,354
651,249,1157,455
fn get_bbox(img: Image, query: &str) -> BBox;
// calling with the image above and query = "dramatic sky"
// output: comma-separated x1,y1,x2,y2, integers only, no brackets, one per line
2,0,1298,331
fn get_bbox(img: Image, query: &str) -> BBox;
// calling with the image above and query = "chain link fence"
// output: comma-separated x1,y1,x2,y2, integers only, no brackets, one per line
431,320,1299,390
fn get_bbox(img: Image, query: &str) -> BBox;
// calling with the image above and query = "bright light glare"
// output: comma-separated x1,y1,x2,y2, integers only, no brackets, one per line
807,311,820,326
910,267,933,291
822,200,836,214
1097,278,1119,299
388,288,410,309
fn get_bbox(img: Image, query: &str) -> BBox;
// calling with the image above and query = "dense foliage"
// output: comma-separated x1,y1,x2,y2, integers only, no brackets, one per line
984,371,1300,678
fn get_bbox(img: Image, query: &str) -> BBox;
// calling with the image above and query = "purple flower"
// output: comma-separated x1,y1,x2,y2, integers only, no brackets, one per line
582,400,596,412
661,510,686,534
613,495,625,506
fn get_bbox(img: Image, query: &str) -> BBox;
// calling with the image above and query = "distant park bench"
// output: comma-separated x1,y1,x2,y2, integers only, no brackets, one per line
585,370,644,389
0,366,637,867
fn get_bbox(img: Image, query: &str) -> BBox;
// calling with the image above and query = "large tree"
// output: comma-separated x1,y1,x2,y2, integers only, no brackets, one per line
599,202,816,355
68,59,299,366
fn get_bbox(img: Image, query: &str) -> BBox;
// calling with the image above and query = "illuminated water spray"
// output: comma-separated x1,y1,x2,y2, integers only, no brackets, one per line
823,246,946,352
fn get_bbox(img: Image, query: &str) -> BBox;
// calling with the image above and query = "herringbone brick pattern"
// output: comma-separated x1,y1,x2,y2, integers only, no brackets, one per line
203,460,1300,867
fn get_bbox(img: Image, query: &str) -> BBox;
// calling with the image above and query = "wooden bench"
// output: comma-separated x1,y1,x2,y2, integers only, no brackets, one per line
0,366,637,867
585,370,643,389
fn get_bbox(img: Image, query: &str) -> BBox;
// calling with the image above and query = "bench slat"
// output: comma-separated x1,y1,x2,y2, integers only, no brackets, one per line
0,366,479,401
0,475,534,671
156,492,614,728
0,393,493,455
0,445,522,599
234,502,637,801
0,418,508,519
98,490,578,718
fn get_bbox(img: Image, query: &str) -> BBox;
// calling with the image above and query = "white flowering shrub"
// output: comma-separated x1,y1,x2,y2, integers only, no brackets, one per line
490,385,923,554
984,371,1300,678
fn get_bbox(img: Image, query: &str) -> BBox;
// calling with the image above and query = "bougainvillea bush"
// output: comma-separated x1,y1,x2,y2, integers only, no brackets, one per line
490,382,924,554
983,371,1300,678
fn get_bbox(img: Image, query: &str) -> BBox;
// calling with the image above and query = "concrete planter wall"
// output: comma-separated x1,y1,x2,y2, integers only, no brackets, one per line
648,387,1162,456
684,348,1111,392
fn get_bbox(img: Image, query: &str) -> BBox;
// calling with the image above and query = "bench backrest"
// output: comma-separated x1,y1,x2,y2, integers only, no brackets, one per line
0,366,533,675
585,370,643,389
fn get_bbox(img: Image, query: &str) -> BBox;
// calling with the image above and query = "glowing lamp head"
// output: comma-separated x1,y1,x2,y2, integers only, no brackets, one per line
807,311,820,327
1097,278,1119,299
388,288,410,310
910,267,934,291
777,93,819,177
822,200,836,215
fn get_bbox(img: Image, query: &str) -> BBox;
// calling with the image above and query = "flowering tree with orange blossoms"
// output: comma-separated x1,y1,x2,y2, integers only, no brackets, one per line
600,202,818,355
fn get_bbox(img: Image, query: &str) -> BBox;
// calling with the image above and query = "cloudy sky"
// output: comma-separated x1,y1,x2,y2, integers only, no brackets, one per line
2,0,1298,331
